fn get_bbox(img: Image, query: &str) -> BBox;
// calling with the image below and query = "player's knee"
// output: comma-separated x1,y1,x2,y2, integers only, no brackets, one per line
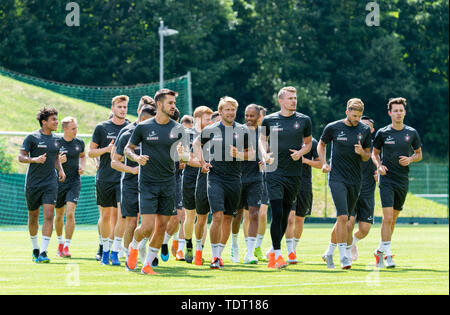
337,215,348,223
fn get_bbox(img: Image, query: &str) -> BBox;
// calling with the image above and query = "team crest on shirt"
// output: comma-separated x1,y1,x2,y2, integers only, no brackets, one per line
233,132,239,140
405,134,410,142
293,121,300,129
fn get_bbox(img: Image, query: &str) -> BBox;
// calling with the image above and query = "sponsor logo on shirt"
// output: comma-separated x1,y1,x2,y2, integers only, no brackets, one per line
271,122,283,132
357,133,363,141
385,136,395,144
37,141,47,148
107,132,116,140
59,146,68,154
147,131,159,141
337,131,347,141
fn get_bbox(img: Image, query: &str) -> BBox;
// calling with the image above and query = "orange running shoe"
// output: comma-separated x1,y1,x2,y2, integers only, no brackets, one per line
275,255,288,269
57,244,64,257
288,251,297,264
194,250,203,266
267,252,276,268
126,247,139,271
141,264,158,275
171,240,179,257
62,246,72,258
176,250,185,261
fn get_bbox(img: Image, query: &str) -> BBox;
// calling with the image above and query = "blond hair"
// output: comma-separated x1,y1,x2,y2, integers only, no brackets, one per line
218,96,238,112
278,86,297,99
112,95,129,106
347,98,364,112
193,106,214,119
61,116,77,129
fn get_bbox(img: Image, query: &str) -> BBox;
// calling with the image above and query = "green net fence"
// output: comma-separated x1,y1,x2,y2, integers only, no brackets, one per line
0,174,99,225
0,67,192,117
409,163,449,206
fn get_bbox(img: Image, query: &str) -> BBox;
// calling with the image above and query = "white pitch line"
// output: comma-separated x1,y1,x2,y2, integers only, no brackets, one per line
113,277,446,295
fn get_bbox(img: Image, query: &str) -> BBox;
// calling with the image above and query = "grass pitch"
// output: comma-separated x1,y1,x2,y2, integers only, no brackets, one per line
0,224,448,295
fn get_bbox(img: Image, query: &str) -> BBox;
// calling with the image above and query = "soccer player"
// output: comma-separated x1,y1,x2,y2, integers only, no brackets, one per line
125,89,188,275
229,104,265,264
160,108,187,262
253,105,269,261
88,95,129,265
18,107,66,263
260,86,312,269
111,105,156,265
348,116,377,261
285,137,321,264
180,106,214,264
372,97,422,268
193,96,254,269
54,116,86,258
318,98,372,269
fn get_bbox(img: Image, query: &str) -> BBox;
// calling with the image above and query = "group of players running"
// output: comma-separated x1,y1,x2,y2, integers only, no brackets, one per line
19,86,422,274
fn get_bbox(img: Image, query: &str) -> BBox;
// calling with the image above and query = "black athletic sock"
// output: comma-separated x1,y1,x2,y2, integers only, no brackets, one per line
269,199,284,250
186,238,193,249
161,244,168,256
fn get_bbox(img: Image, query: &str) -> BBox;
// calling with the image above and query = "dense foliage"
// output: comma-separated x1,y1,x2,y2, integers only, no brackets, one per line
0,0,448,158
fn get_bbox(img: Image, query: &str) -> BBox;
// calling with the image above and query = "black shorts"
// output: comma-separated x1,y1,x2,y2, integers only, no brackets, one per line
207,175,241,216
182,174,197,210
329,181,360,217
195,172,209,215
121,181,139,218
96,180,120,208
379,179,408,211
139,179,177,216
239,181,263,210
25,182,58,211
266,174,301,207
56,181,81,208
291,189,313,217
352,196,375,224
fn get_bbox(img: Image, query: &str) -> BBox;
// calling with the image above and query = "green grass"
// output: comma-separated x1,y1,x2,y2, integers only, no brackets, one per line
0,224,448,295
0,74,137,175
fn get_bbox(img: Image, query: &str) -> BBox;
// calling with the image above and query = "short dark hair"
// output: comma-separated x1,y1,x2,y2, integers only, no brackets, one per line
211,111,220,121
387,97,407,111
36,107,58,127
154,89,178,104
170,107,180,121
138,96,156,111
361,115,375,125
140,105,156,118
180,115,194,125
246,104,261,114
